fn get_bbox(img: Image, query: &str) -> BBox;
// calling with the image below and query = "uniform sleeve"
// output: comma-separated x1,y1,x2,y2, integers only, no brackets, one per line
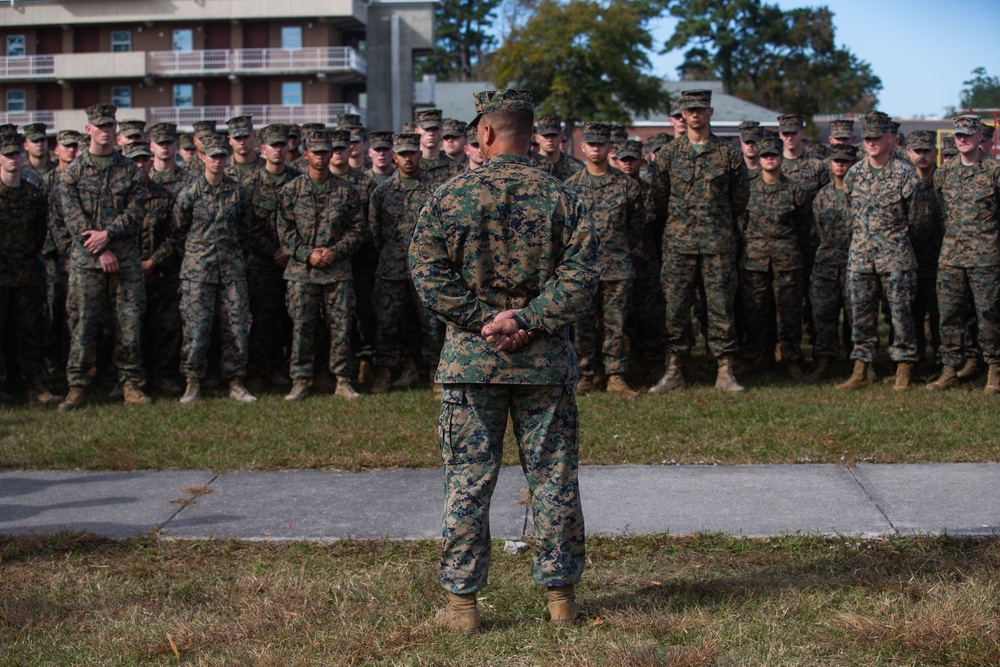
277,182,312,264
729,149,750,221
170,184,195,251
652,150,671,225
328,188,366,262
625,176,645,257
59,165,87,239
106,163,147,242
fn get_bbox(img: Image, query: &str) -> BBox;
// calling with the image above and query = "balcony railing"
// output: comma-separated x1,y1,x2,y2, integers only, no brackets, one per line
147,103,363,129
0,109,57,127
0,54,56,79
147,47,366,77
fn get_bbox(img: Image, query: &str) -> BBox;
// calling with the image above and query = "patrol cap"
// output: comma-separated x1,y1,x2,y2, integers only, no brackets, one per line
608,124,627,145
582,122,612,144
862,111,892,139
393,132,420,153
123,141,153,159
829,119,855,140
535,115,563,136
287,123,302,138
0,130,24,154
940,135,958,156
57,130,82,146
179,133,196,150
441,118,464,138
679,89,711,110
617,139,643,160
367,130,393,150
22,122,47,141
86,103,118,127
983,123,995,141
226,115,254,138
192,120,216,140
646,131,672,153
669,100,683,117
119,119,146,139
908,130,936,151
468,89,533,130
337,113,362,129
953,114,982,136
0,123,16,134
260,124,290,146
415,108,443,130
758,136,783,157
890,121,901,135
739,120,763,143
301,122,326,133
777,114,805,133
303,129,332,152
465,125,479,146
828,143,859,162
201,134,229,157
328,129,351,149
149,122,177,144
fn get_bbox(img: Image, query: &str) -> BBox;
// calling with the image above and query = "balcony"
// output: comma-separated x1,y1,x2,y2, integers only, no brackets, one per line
0,54,56,80
147,103,364,129
147,47,366,80
0,109,57,128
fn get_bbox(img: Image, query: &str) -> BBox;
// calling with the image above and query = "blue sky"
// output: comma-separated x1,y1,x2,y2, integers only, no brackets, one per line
647,0,1000,119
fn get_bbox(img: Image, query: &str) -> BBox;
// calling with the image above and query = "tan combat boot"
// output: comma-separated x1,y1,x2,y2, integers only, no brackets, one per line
957,356,981,380
575,374,599,395
228,378,258,403
649,354,685,393
433,592,481,634
715,355,744,393
123,380,152,406
392,358,420,389
370,366,392,395
285,379,309,401
986,364,1000,395
57,387,86,413
836,360,869,390
25,375,61,405
605,374,638,398
547,585,583,625
356,358,374,387
893,361,913,391
926,365,959,392
335,376,360,400
807,355,834,382
179,378,200,404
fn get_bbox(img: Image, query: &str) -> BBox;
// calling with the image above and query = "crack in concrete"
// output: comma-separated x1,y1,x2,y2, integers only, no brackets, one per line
158,473,220,530
845,466,897,533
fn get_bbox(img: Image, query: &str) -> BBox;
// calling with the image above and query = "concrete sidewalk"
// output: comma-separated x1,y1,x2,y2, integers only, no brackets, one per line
1,464,997,541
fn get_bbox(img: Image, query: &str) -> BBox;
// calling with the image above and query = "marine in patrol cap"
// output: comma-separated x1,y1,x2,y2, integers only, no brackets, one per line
828,143,859,162
226,115,254,138
679,89,712,110
200,133,229,157
415,108,443,130
86,103,118,126
468,89,533,130
829,119,855,140
535,115,563,136
22,122,47,141
57,130,83,146
441,118,464,138
149,122,177,144
179,133,196,150
328,129,351,149
367,130,393,150
192,120,216,140
777,114,805,133
123,141,153,159
953,114,983,136
260,124,290,146
758,136,783,157
119,119,146,139
739,120,763,142
907,130,936,151
862,111,892,139
617,139,643,160
393,132,420,153
581,122,612,143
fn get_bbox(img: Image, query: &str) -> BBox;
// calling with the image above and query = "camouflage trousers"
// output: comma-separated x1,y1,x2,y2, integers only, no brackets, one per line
247,263,290,377
43,255,69,369
0,283,47,385
741,267,803,363
626,273,666,368
286,280,355,379
179,279,249,380
142,269,182,379
373,278,444,369
847,270,917,363
662,252,738,358
66,267,145,387
809,265,852,359
438,383,584,595
575,279,631,378
937,265,1000,367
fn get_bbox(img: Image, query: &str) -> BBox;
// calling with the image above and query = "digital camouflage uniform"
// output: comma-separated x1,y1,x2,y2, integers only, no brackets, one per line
332,166,379,361
139,174,183,383
910,155,944,359
41,140,76,371
60,142,147,388
150,163,191,199
810,180,854,358
409,91,599,596
278,169,366,380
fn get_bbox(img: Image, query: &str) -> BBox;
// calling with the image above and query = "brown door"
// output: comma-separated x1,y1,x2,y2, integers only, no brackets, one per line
37,83,62,111
204,80,231,107
37,28,64,55
242,78,270,105
73,27,100,53
74,85,100,110
205,23,231,50
243,22,269,49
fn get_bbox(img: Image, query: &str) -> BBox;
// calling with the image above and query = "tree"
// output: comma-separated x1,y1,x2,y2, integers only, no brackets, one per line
418,0,503,82
959,67,1000,111
492,0,671,129
664,0,881,114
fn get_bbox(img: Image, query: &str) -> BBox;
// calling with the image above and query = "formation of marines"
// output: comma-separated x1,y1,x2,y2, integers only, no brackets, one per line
1,89,998,410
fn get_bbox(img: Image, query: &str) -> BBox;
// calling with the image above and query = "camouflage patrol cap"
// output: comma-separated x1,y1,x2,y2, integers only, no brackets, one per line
260,124,290,146
953,114,983,136
983,124,995,141
287,124,302,138
679,89,712,110
908,130,937,151
582,122,612,144
367,130,393,150
119,119,146,139
226,115,254,138
0,123,16,134
22,122,47,141
829,119,855,140
940,135,958,156
0,130,24,154
201,134,229,157
465,125,479,146
179,133,196,150
758,136,783,157
617,139,643,160
862,111,892,139
337,113,362,129
328,129,351,149
393,132,420,153
441,118,464,138
416,108,444,130
57,130,82,146
609,124,628,144
304,129,333,152
401,122,416,133
123,141,152,159
889,120,901,135
777,114,805,133
739,120,763,143
828,143,859,162
670,100,683,117
149,122,178,144
535,115,563,135
646,132,672,153
301,122,326,133
192,120,216,140
86,103,118,127
468,89,533,129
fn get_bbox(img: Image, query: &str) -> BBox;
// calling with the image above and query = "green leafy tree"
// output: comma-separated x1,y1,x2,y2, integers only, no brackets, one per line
959,67,1000,111
419,0,503,81
493,0,671,130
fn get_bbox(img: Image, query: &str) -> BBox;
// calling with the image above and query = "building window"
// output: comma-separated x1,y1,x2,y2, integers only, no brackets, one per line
7,35,26,57
173,29,193,52
281,27,302,50
281,82,303,106
7,89,26,112
111,31,131,53
112,86,132,108
173,84,194,107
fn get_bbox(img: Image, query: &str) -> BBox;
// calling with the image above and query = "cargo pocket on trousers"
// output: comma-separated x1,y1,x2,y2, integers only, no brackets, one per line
439,386,492,466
